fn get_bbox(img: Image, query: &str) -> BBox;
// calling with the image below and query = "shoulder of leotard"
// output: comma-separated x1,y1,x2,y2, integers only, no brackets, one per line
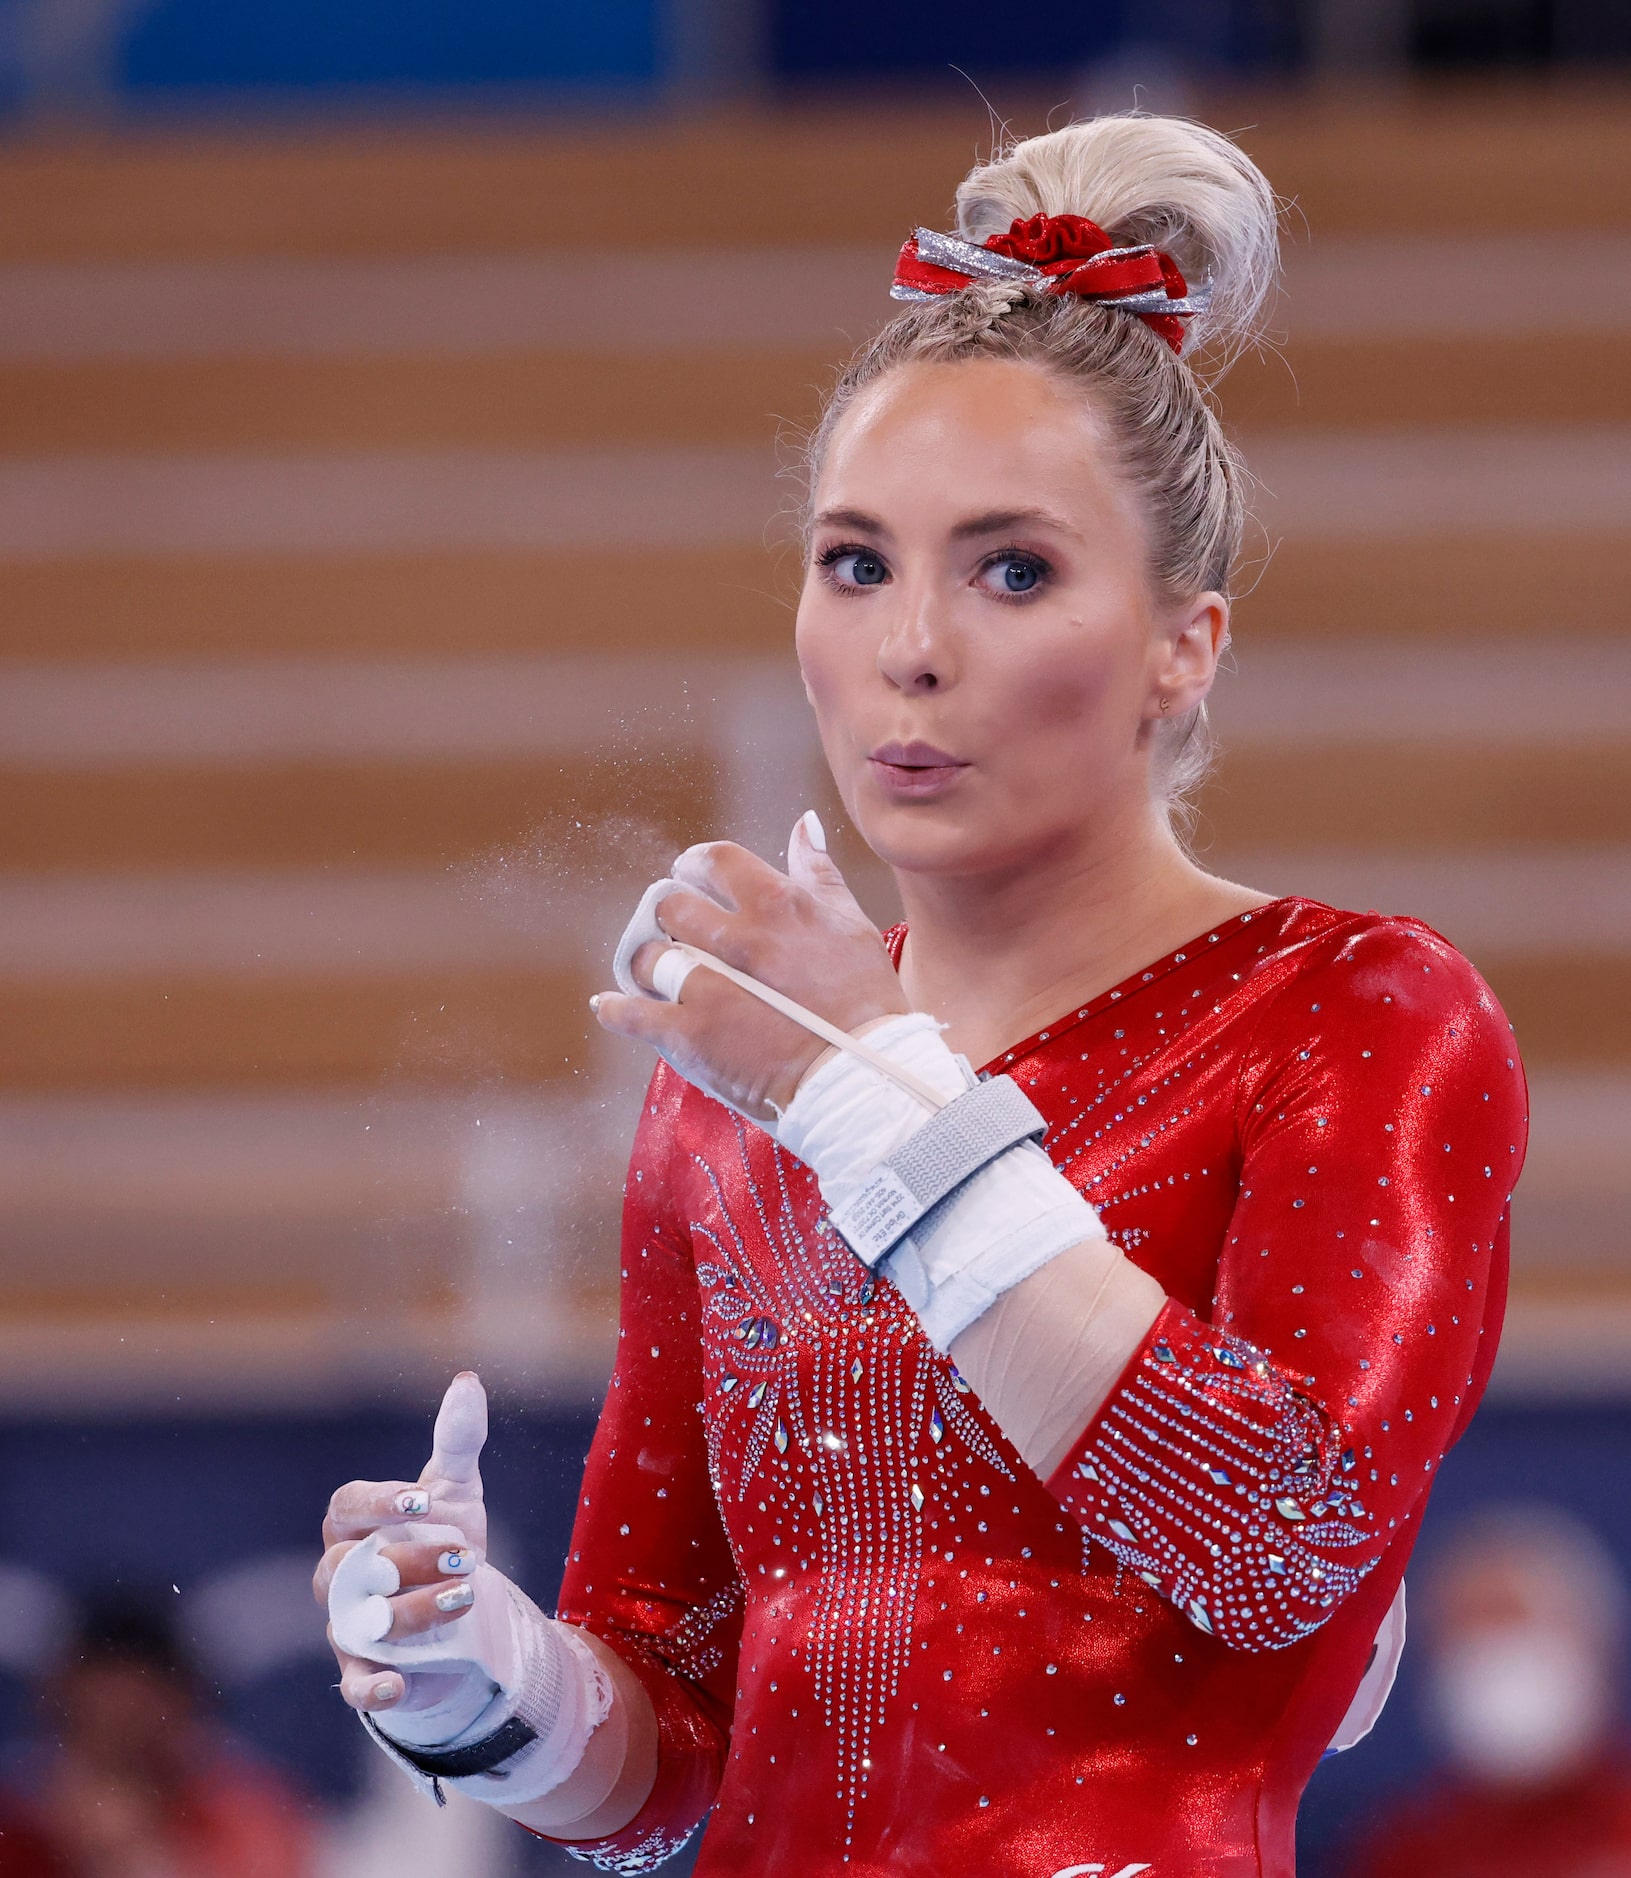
1267,896,1485,979
1247,896,1516,1050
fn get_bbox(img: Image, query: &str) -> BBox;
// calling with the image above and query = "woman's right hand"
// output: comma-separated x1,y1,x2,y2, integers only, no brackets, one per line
313,1370,489,1716
594,820,909,1122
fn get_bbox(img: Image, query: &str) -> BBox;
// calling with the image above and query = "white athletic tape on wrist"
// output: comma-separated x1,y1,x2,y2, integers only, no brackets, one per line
439,1619,611,1808
779,1013,1111,1351
332,1535,610,1808
830,1074,1048,1268
893,1146,1111,1350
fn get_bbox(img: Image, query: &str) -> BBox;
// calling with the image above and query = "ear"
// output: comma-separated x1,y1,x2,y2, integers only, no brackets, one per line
1145,591,1229,722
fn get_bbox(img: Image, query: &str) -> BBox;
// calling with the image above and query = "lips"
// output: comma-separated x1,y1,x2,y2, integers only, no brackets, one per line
868,740,970,798
871,740,967,770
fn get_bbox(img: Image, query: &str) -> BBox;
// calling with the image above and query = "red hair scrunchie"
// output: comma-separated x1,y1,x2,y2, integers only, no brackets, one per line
890,212,1206,355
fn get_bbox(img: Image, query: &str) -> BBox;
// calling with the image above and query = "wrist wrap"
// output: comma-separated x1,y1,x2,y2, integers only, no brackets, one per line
335,1540,613,1810
779,1013,1109,1351
365,1711,537,1782
832,1073,1047,1268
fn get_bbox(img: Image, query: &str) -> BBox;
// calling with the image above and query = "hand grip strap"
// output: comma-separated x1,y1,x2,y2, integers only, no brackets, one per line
663,941,950,1114
610,875,949,1112
364,1711,538,1783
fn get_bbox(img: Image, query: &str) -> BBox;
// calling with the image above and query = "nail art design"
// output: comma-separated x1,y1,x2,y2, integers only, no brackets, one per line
434,1581,475,1613
438,1550,474,1576
393,1489,429,1517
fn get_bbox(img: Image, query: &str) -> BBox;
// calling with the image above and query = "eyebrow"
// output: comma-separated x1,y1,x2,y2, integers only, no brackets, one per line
810,504,1081,543
949,505,1081,542
811,506,892,539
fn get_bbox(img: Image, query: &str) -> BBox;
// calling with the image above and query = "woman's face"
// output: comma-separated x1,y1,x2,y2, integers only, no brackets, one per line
796,356,1224,882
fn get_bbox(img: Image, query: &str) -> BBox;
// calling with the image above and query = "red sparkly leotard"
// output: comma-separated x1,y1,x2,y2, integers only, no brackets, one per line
546,898,1528,1876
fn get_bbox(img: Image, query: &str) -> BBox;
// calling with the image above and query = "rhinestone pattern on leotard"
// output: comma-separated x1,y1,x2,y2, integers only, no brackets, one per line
688,1116,1026,1849
547,900,1527,1878
1056,1314,1370,1649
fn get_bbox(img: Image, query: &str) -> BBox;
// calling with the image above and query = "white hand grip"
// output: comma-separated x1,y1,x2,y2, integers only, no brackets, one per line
329,1533,503,1674
612,879,687,998
329,1531,400,1655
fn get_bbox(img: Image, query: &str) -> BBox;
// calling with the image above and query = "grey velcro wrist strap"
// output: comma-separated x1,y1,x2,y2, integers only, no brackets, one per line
829,1074,1046,1269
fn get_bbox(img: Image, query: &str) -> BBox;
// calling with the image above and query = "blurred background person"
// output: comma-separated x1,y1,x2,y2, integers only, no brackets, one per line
4,1594,312,1878
1339,1508,1631,1878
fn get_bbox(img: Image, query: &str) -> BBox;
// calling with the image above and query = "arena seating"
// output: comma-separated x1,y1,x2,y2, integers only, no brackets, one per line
0,86,1626,1409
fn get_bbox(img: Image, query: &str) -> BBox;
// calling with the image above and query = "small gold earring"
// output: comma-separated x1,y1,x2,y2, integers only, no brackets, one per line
1159,696,1172,713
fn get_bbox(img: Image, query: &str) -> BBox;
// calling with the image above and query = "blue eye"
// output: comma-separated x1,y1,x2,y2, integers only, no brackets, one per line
841,550,888,586
820,546,890,589
978,551,1047,597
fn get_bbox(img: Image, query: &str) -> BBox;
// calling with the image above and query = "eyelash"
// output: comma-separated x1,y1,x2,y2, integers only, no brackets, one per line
980,545,1052,600
814,542,1053,601
813,542,885,600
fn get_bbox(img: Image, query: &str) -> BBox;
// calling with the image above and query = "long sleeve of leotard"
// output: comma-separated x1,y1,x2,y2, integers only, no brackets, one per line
1046,918,1528,1651
541,1065,741,1871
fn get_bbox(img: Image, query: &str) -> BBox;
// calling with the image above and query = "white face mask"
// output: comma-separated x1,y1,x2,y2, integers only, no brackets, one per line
1432,1626,1612,1785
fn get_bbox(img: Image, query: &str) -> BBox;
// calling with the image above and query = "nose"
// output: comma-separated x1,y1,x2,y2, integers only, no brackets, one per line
876,580,954,694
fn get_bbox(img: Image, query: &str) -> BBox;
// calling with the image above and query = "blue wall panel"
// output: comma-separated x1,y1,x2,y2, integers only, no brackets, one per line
771,0,1122,79
0,1400,1625,1873
120,0,661,93
767,0,1299,80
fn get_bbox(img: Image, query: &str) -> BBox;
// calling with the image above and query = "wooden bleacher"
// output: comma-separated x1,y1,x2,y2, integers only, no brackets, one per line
1,85,1626,1405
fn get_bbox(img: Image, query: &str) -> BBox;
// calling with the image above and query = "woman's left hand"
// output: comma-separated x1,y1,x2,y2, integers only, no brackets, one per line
592,815,908,1123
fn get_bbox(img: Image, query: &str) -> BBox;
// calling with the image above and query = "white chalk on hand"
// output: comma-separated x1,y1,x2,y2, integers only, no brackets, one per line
427,1370,487,1485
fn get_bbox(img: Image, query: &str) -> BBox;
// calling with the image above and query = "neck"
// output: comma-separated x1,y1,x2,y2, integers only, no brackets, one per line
894,803,1270,1067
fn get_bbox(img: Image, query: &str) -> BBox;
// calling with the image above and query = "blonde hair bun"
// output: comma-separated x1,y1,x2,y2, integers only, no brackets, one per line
954,114,1280,362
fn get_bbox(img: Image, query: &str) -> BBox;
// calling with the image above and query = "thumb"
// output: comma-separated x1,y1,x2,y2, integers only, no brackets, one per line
422,1370,487,1490
788,810,862,911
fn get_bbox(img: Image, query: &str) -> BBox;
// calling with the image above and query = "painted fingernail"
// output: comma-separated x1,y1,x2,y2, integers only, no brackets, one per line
370,1675,400,1706
434,1581,475,1613
588,993,602,1014
800,808,827,853
438,1550,474,1576
393,1490,430,1517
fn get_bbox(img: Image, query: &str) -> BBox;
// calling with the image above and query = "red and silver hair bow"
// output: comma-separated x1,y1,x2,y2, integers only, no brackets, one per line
891,212,1210,354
